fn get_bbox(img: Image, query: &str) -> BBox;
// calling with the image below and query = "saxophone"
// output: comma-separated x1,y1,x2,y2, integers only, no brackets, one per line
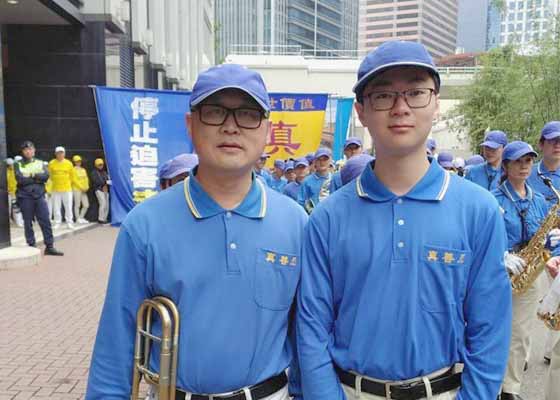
511,177,560,295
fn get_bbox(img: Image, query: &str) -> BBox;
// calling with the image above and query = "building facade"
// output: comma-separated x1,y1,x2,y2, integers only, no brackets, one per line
358,0,459,59
487,0,560,50
456,0,490,52
216,0,358,58
0,0,213,247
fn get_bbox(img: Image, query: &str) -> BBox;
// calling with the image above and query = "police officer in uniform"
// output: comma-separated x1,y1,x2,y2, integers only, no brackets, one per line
86,64,307,400
297,40,512,399
465,130,508,191
14,141,63,256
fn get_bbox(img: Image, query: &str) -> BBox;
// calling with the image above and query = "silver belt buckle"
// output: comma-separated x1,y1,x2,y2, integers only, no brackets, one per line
384,382,392,400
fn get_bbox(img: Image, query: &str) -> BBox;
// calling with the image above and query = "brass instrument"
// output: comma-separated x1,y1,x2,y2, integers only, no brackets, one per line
537,304,560,330
131,296,180,400
511,177,560,295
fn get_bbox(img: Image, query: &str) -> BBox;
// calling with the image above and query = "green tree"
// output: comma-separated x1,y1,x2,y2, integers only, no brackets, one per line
449,23,560,151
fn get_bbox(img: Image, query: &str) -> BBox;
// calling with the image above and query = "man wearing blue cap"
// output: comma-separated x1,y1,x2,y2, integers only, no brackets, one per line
426,137,437,156
465,130,508,191
329,137,363,194
298,147,332,213
269,159,288,192
283,160,296,184
86,64,307,400
283,158,309,202
297,40,511,400
527,121,560,366
305,153,316,174
255,152,273,186
437,151,456,172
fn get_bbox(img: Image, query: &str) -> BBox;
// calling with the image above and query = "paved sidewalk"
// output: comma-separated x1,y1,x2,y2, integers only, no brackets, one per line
0,225,554,399
0,227,117,400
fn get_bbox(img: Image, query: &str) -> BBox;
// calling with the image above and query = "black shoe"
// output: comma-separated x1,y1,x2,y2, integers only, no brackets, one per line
524,361,528,371
545,356,551,365
501,393,525,400
28,243,36,248
44,247,64,256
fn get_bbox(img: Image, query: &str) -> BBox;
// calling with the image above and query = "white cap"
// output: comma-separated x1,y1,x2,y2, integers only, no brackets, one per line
5,158,14,165
14,156,22,162
55,146,65,153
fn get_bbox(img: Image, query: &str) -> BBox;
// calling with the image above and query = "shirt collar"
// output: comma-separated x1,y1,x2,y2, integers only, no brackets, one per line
485,161,500,173
538,160,560,176
356,159,451,202
184,170,267,219
500,180,533,202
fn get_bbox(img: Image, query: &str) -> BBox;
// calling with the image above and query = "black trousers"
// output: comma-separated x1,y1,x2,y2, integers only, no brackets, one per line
18,196,54,247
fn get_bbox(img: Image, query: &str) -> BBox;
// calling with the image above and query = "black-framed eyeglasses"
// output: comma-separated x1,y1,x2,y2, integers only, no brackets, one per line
364,88,435,111
195,104,268,129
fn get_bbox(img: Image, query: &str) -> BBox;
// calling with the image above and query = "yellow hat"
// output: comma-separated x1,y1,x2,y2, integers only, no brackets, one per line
94,158,104,166
72,155,82,162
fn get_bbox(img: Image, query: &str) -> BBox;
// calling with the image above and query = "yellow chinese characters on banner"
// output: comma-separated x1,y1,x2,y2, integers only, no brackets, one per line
265,93,328,167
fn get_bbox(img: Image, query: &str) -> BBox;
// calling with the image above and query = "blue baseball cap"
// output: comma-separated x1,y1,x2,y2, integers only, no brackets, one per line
503,141,538,161
159,159,173,180
437,151,454,169
344,137,362,149
162,153,199,179
305,152,316,163
426,138,437,151
465,155,485,166
541,121,560,140
284,161,295,172
353,41,441,99
274,159,285,170
295,157,309,168
315,147,332,159
341,154,375,185
480,130,508,149
190,64,270,112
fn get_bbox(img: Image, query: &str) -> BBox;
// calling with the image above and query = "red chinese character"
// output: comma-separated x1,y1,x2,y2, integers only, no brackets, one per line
267,121,301,155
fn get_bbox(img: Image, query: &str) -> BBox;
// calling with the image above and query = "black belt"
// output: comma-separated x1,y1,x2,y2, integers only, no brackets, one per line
336,366,462,400
176,371,287,400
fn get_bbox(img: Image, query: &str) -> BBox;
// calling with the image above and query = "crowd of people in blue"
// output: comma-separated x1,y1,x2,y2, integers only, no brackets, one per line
84,40,560,400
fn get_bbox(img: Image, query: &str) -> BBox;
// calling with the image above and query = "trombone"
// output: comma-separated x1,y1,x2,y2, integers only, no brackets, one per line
131,296,180,400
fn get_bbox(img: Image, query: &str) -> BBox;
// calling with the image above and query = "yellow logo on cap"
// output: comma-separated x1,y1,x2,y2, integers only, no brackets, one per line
279,255,289,266
266,252,276,263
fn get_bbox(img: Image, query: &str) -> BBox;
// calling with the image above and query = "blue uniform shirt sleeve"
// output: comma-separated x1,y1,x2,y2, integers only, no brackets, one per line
296,214,345,400
85,225,151,400
457,203,512,400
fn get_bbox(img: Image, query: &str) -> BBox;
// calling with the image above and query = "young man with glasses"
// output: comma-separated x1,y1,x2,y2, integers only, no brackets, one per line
296,41,512,400
465,130,508,191
86,64,307,400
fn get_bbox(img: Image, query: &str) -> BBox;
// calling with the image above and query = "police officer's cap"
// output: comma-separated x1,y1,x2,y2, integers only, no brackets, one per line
20,140,35,150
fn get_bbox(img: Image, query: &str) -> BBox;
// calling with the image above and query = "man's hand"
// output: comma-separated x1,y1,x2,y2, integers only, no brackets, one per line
546,256,560,279
504,252,526,276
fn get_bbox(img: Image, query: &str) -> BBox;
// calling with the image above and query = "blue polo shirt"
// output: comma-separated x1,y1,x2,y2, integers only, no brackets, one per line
465,161,501,191
297,160,512,400
283,181,301,202
492,181,549,251
86,174,308,399
328,171,343,194
527,161,560,210
255,168,272,186
297,173,330,208
269,175,287,192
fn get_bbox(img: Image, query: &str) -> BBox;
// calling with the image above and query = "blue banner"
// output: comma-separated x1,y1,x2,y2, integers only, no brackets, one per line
93,86,193,225
332,98,354,161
